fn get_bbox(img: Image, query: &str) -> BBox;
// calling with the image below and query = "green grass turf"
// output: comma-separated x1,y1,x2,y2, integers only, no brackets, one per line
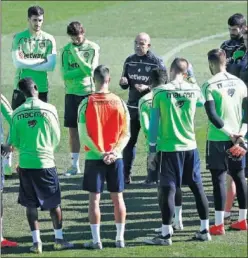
1,1,248,257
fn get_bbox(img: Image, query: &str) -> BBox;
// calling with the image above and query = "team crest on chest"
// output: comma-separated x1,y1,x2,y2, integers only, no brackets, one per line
39,41,45,49
227,88,235,97
28,120,37,128
175,100,185,108
145,66,151,72
84,52,89,58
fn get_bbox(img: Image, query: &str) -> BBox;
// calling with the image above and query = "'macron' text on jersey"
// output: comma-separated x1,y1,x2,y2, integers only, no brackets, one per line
17,111,48,120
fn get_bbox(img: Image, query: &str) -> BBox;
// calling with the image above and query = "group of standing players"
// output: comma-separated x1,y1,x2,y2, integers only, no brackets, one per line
0,6,247,253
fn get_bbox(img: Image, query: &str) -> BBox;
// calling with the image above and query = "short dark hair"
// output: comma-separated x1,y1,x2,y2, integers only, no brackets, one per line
28,6,44,18
93,65,110,84
18,77,37,97
67,22,85,36
228,13,246,28
170,58,189,75
207,48,226,65
150,68,168,88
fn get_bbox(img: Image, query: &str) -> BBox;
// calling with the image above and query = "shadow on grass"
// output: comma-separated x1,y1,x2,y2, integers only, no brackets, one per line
3,173,219,255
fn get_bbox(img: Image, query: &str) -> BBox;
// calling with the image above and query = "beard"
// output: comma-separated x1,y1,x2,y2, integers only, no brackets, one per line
230,33,241,40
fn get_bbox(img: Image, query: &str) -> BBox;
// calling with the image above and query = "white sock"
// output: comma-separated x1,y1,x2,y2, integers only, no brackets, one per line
3,153,12,167
116,223,125,241
90,224,101,243
224,211,231,218
200,219,209,232
174,206,182,224
161,224,173,237
215,211,224,225
54,228,63,240
6,153,12,166
238,209,247,221
31,230,41,243
1,218,3,241
71,153,79,168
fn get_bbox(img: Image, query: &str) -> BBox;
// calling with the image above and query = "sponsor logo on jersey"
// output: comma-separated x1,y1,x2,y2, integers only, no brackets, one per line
24,53,45,59
17,111,47,120
128,73,149,82
28,120,37,128
217,81,235,89
92,100,120,106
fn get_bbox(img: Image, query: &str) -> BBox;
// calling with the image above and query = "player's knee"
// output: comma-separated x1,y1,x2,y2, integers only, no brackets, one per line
26,207,38,219
89,193,101,206
159,185,176,202
211,170,226,185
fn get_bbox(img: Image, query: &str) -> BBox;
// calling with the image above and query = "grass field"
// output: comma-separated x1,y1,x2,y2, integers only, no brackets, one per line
1,1,248,257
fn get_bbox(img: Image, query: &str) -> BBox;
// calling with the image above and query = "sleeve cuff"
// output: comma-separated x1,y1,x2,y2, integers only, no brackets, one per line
149,143,157,153
220,125,233,136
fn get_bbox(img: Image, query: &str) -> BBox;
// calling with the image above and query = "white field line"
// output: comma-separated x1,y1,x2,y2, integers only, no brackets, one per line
162,32,229,63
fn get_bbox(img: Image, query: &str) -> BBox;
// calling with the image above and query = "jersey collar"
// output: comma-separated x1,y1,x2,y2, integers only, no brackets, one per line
26,97,38,101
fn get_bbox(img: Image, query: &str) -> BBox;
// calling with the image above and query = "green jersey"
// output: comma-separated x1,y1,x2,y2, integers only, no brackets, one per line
138,91,152,142
1,94,13,144
12,29,56,93
60,39,100,96
202,72,247,141
150,80,203,152
1,94,13,126
8,97,60,169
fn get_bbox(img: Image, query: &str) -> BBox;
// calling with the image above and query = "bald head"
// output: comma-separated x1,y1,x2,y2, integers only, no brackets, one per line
134,32,151,56
135,32,151,44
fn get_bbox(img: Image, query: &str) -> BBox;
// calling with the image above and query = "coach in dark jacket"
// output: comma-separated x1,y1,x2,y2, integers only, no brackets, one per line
119,32,167,184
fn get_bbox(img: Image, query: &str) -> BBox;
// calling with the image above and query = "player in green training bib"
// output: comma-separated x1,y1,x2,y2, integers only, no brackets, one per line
60,21,100,176
144,58,210,246
7,78,73,253
138,62,200,184
11,6,56,110
139,63,203,235
202,49,247,234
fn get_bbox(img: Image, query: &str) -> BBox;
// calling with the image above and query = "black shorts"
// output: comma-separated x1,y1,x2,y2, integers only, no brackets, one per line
11,89,48,110
227,152,248,177
159,149,201,188
83,159,124,193
206,141,245,171
64,94,89,128
18,167,61,210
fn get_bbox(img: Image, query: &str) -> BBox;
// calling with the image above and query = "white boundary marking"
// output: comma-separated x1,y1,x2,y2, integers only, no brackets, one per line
162,32,229,63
